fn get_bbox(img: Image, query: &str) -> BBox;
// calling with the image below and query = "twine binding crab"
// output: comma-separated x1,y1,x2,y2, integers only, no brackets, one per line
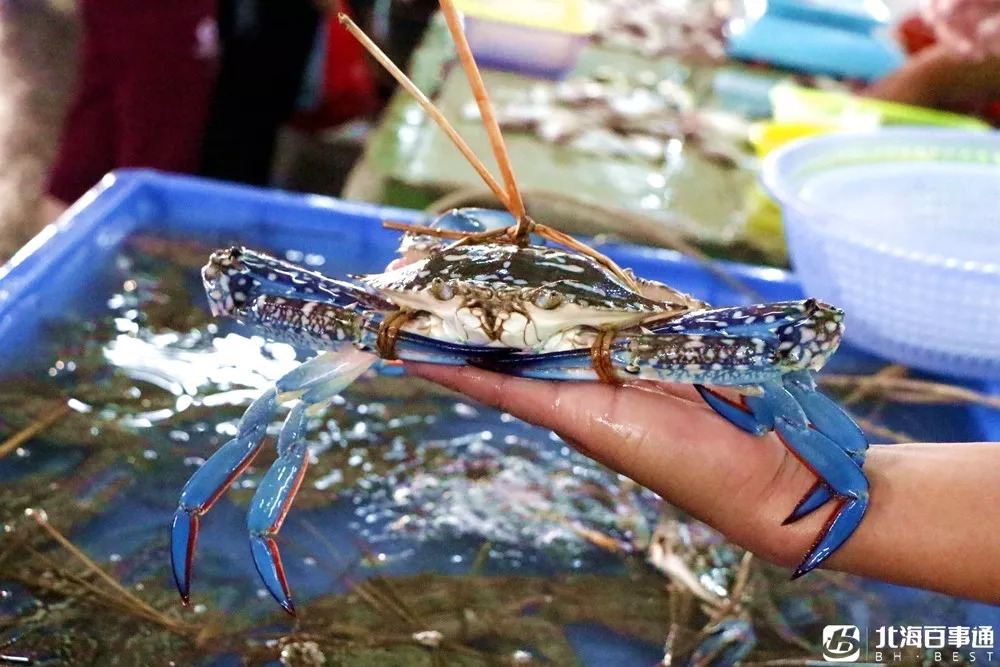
171,1,870,617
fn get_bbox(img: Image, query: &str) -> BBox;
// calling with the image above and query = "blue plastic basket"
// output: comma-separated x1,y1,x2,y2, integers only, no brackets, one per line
2,170,1000,656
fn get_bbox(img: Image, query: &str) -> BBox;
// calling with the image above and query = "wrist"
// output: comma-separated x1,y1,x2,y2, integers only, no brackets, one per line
750,442,1000,603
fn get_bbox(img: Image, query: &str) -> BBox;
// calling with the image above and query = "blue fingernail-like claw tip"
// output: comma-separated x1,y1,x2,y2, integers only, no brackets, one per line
782,481,832,525
170,509,197,604
251,536,297,617
790,494,868,580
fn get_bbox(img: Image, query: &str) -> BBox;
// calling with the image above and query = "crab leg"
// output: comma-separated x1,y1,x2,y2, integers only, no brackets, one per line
203,247,394,316
246,402,311,616
171,387,278,604
696,377,867,524
170,349,375,609
243,294,510,364
647,300,829,337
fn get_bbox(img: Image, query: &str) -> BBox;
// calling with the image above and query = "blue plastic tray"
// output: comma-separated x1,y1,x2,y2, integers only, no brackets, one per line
3,169,997,440
3,170,999,659
725,0,904,81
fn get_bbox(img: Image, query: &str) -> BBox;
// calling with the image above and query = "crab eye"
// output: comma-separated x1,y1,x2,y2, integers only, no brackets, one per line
431,278,455,301
533,290,563,310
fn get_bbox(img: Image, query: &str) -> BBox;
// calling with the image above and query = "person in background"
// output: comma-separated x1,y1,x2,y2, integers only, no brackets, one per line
199,0,439,188
41,0,218,224
866,0,1000,122
198,0,321,187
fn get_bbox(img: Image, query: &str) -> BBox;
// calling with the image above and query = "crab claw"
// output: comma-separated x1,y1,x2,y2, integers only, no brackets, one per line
697,368,868,527
778,371,868,525
772,414,869,577
698,374,869,576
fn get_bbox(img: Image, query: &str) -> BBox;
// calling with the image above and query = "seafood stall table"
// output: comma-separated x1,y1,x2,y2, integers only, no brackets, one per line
1,170,999,664
344,13,796,264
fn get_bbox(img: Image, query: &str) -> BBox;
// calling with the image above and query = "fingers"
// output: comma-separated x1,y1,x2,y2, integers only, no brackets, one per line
406,362,798,540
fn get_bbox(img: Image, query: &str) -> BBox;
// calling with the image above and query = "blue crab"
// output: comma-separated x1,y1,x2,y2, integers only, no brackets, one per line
171,208,869,615
171,5,870,617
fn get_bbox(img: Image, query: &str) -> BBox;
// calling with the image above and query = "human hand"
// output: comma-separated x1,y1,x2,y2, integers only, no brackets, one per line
406,362,833,571
865,43,1000,120
408,363,1000,604
922,0,1000,60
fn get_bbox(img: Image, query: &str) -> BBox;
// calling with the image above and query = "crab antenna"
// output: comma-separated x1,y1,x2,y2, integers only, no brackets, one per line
439,0,527,229
338,13,511,210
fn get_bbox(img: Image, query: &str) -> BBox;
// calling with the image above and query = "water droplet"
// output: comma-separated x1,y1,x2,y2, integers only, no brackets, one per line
453,403,478,418
67,398,92,413
215,422,238,437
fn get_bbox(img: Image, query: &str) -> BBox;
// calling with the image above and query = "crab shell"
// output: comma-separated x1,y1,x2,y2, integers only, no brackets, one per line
357,242,696,349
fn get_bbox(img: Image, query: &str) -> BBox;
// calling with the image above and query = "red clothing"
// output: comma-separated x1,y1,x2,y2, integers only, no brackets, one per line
47,0,218,204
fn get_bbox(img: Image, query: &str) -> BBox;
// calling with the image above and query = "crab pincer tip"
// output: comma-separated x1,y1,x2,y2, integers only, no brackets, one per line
170,509,198,605
281,599,297,618
783,480,834,525
250,536,298,619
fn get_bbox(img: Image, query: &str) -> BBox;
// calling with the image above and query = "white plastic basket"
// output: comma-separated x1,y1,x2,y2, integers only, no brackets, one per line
761,128,1000,379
